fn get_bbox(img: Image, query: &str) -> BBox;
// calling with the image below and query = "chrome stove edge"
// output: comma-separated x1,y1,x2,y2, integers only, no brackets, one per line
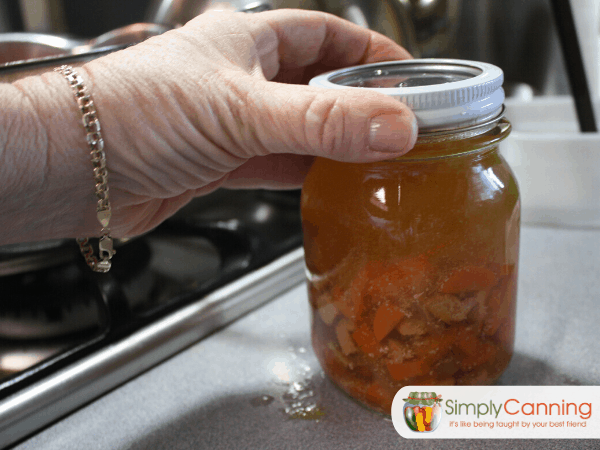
0,247,306,449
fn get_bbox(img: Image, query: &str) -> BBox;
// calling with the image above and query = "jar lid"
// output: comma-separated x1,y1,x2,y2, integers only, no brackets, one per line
309,59,505,131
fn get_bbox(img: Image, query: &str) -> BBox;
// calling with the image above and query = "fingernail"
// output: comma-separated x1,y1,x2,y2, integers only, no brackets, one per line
369,113,418,153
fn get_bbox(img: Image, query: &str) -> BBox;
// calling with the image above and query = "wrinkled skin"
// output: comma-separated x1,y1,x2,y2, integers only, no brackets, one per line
3,10,416,243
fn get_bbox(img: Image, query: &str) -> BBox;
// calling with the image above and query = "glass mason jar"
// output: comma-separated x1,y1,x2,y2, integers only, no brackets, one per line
303,60,520,415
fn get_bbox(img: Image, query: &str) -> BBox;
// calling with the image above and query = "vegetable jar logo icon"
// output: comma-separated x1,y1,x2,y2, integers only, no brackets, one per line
403,392,443,432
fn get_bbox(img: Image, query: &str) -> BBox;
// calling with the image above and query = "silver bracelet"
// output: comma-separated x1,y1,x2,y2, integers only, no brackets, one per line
54,65,115,273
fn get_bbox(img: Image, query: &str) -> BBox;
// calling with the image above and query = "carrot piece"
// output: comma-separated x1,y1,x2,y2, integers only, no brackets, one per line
372,302,405,341
352,323,383,357
387,359,429,381
439,266,498,294
335,319,358,355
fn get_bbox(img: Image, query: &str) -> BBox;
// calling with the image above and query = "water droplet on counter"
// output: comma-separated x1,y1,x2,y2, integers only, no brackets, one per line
250,395,275,407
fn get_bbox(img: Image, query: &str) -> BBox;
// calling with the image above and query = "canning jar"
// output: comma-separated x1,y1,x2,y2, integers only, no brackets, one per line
302,60,520,415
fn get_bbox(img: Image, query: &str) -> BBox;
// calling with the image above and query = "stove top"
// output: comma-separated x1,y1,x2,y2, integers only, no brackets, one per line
0,188,305,449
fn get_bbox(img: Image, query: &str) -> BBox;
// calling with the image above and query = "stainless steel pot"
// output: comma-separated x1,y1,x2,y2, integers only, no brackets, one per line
0,32,83,65
145,0,273,25
0,23,170,69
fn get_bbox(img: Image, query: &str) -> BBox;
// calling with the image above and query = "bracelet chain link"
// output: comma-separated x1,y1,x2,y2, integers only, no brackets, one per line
54,65,115,273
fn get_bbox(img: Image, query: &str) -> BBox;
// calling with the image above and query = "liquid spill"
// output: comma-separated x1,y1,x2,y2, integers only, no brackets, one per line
282,379,325,421
254,345,326,421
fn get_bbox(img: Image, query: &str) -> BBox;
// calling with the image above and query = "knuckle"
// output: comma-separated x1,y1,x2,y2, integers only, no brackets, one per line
206,72,254,155
304,93,347,156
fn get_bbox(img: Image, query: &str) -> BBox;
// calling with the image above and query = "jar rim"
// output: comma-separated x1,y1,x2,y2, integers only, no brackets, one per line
309,59,505,131
419,105,505,137
391,114,511,162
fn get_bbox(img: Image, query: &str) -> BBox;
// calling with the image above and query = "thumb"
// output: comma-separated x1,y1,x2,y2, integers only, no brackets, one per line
233,78,419,163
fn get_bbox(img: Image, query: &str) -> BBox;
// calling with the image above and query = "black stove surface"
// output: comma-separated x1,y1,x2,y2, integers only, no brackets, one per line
0,188,302,402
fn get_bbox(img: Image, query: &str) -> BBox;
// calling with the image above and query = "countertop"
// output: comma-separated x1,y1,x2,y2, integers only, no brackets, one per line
13,224,600,449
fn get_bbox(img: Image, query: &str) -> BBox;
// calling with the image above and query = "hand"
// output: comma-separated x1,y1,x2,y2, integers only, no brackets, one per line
7,9,417,242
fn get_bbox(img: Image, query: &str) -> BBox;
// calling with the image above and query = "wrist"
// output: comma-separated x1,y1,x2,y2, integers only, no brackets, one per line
0,70,97,245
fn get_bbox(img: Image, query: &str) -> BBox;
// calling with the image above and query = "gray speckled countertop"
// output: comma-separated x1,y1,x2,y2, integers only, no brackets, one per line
13,225,600,450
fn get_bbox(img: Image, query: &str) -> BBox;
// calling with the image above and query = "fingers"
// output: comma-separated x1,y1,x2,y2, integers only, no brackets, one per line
183,11,417,165
220,74,418,163
243,9,412,80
